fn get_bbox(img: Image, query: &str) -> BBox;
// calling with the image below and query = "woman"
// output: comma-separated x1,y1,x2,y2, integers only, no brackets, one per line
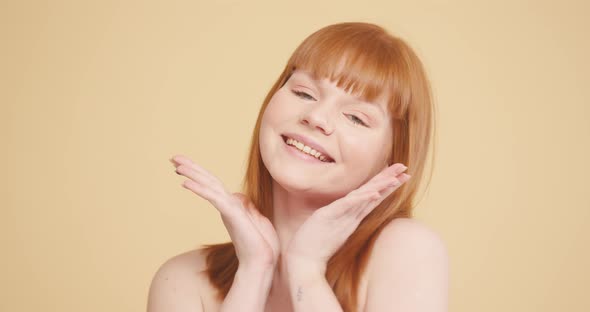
148,22,448,312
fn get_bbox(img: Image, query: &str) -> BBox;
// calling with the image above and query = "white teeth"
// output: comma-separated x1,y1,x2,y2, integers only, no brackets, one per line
285,137,331,162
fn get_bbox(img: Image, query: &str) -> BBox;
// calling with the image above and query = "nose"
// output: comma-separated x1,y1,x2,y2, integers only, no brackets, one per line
300,102,334,135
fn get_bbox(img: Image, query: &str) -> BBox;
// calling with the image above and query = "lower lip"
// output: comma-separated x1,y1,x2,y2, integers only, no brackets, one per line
282,137,332,164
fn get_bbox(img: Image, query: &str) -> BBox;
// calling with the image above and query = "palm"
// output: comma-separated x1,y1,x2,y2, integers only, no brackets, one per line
285,163,410,267
171,155,280,268
231,193,280,266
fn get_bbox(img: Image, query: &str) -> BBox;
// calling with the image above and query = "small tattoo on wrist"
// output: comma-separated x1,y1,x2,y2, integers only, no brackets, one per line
297,286,303,302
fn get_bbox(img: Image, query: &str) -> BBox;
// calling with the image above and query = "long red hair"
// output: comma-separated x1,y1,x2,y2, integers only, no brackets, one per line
200,22,436,312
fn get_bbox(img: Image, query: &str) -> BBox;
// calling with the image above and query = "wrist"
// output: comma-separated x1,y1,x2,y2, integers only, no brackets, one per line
237,262,275,282
284,252,327,271
283,254,327,278
220,264,275,312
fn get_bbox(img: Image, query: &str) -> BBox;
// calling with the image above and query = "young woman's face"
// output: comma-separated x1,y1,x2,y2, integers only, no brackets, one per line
259,69,393,199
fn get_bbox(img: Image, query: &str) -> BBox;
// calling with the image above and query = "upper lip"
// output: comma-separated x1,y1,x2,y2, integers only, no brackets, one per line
281,132,335,162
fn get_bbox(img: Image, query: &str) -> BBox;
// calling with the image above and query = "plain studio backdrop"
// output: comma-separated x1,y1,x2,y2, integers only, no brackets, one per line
1,0,588,311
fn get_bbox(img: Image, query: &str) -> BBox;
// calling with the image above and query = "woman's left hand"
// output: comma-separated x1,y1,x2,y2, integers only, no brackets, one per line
284,163,411,273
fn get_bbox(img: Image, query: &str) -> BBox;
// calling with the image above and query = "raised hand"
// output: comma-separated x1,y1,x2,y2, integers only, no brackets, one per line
170,155,280,270
284,163,411,272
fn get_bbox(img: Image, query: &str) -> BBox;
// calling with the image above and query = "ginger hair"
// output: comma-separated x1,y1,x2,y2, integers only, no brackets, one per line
200,22,436,312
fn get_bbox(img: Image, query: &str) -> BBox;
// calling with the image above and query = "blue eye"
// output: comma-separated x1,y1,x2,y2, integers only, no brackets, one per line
292,90,316,101
293,89,368,127
347,114,368,127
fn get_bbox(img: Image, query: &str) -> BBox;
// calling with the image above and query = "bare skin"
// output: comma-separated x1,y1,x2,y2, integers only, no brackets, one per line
147,69,448,311
147,217,447,312
164,154,408,311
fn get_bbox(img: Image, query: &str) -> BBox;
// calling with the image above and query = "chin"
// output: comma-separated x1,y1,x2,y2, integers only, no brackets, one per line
269,163,313,190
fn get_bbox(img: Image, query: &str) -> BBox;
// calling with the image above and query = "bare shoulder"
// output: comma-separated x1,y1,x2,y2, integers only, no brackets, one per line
374,217,447,253
369,217,449,271
364,218,449,311
147,248,209,312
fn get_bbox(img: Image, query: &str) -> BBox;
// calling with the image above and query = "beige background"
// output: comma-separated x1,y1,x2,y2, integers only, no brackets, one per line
1,0,589,311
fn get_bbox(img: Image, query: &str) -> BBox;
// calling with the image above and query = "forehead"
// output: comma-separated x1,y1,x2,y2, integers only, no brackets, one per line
290,69,390,115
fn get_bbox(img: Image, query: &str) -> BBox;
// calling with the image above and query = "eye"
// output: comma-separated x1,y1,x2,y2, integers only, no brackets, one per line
292,90,316,101
347,114,369,127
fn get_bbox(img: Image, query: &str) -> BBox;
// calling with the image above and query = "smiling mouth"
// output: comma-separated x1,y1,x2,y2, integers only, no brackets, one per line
280,135,335,163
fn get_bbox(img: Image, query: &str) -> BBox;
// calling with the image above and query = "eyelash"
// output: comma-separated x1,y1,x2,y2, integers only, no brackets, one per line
292,90,368,127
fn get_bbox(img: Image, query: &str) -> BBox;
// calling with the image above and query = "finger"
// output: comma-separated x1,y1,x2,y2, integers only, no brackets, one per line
171,156,228,192
319,167,408,219
187,163,229,193
322,188,376,219
183,180,246,221
182,179,229,214
359,164,407,191
337,181,392,214
398,173,411,184
355,190,389,220
172,160,239,217
342,189,386,222
175,165,231,204
355,186,396,220
365,165,409,194
356,173,412,219
175,164,218,190
374,173,403,191
358,166,395,189
170,156,180,166
171,155,214,178
372,172,411,198
170,154,192,167
353,172,411,215
379,163,407,178
348,189,383,217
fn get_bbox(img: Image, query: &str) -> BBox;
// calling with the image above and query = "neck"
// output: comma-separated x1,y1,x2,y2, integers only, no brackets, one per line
267,179,336,302
270,179,336,255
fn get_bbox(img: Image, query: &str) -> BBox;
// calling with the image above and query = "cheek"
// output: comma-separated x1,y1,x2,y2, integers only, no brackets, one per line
339,133,390,177
259,93,296,151
341,135,381,159
262,94,297,126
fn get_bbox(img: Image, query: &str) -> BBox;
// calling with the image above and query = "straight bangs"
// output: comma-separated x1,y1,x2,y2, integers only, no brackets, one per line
285,24,412,119
203,22,435,312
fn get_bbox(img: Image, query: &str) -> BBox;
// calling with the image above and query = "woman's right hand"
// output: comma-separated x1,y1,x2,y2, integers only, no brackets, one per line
170,155,280,270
